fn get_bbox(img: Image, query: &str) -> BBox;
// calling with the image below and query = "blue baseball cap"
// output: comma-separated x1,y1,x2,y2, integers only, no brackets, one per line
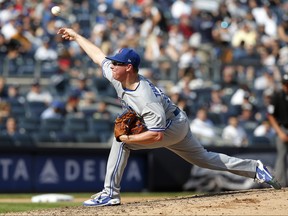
106,48,140,69
51,100,65,110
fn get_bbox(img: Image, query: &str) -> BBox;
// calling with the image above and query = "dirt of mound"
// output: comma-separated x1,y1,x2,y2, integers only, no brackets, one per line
3,188,288,216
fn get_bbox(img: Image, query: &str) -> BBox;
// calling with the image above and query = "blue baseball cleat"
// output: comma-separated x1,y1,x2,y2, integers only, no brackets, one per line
255,160,281,190
83,191,120,207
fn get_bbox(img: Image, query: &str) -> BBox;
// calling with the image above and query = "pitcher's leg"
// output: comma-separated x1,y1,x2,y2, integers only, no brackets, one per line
167,131,257,178
103,140,130,199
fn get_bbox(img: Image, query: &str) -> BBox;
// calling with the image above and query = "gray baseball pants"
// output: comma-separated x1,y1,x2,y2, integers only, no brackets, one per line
103,111,258,199
274,127,288,187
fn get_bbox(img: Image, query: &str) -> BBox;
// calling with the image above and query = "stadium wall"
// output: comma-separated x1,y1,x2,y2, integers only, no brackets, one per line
0,146,277,193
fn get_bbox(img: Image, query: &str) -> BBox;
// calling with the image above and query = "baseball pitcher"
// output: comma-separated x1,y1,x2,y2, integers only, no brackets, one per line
58,28,281,207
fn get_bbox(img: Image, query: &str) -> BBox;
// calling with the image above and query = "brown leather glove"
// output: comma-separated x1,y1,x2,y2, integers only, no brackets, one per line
114,109,146,142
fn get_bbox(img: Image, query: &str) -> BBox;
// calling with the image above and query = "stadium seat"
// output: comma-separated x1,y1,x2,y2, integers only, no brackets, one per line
12,133,35,147
194,88,212,106
249,136,272,148
16,56,36,76
39,59,59,77
11,105,26,119
93,77,117,98
54,132,76,143
25,101,47,117
76,132,101,143
89,118,114,142
18,116,41,134
4,56,22,76
242,121,259,136
40,118,65,132
0,133,14,147
64,116,88,133
32,132,57,144
207,112,223,125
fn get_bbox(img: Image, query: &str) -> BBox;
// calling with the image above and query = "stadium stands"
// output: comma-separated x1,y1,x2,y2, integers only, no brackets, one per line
1,0,287,148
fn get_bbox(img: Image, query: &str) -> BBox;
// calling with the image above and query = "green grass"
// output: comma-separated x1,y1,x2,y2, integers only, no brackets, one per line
0,202,80,214
0,192,195,214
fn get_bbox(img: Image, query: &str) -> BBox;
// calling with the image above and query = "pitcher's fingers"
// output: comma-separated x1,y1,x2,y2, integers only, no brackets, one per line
57,28,64,34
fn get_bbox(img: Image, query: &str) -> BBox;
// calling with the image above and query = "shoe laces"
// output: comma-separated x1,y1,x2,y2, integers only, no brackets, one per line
255,160,272,183
90,190,108,199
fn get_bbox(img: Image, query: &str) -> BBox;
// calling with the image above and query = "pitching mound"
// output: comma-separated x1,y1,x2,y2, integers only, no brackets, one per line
3,188,288,215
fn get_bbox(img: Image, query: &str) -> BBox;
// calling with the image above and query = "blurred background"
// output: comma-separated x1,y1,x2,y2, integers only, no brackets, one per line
0,0,287,193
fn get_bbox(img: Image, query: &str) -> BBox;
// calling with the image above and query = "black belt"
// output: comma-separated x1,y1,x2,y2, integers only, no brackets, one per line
173,107,180,116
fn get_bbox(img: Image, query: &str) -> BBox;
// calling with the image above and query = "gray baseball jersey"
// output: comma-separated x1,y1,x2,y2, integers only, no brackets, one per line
101,59,258,199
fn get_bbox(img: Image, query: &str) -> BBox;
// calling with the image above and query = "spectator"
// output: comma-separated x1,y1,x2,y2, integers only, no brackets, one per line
34,0,54,28
41,100,66,119
222,116,248,147
219,65,239,101
167,22,185,55
250,1,277,38
0,76,8,99
193,11,215,45
78,91,97,111
177,67,204,91
6,84,26,104
0,2,16,27
169,86,194,119
70,74,92,98
2,116,21,136
93,101,113,120
230,84,251,106
258,45,276,67
34,36,58,61
238,103,257,127
11,20,33,54
231,21,257,49
277,15,288,46
0,33,8,59
178,43,201,76
170,0,191,20
65,90,82,117
0,101,11,120
1,115,33,147
178,14,194,40
90,23,112,56
208,85,228,115
139,1,168,38
1,14,17,41
26,79,53,104
190,108,216,146
254,67,276,91
153,43,174,80
144,31,165,62
212,18,234,47
254,120,275,142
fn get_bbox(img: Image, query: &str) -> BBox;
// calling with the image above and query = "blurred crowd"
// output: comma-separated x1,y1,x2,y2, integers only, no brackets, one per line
1,0,288,148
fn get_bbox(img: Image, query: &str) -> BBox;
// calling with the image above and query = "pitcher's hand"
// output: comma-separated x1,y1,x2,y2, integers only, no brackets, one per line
57,28,78,41
279,131,288,142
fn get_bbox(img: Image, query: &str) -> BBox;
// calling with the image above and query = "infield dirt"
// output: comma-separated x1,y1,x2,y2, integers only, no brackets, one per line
2,188,288,215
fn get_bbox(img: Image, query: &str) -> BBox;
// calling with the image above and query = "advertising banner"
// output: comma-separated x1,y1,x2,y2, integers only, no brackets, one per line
0,153,146,192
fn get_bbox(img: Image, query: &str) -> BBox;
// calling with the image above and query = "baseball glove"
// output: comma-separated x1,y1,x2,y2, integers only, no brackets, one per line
114,109,146,142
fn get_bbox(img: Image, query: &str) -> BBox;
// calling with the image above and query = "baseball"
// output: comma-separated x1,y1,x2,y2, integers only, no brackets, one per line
51,6,61,16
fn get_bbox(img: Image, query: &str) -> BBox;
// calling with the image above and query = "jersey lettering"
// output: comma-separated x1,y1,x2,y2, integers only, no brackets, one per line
119,97,128,109
147,81,171,104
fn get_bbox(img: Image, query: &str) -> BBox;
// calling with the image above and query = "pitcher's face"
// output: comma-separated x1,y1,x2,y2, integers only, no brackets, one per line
110,61,131,81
